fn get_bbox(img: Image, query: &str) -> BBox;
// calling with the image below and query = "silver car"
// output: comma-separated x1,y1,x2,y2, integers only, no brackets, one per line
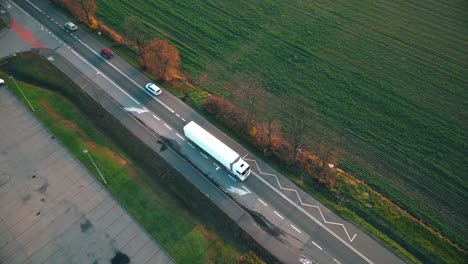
145,83,162,96
64,22,78,31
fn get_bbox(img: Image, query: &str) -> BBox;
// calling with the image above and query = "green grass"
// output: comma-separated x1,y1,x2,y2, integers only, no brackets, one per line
93,0,468,252
0,53,273,263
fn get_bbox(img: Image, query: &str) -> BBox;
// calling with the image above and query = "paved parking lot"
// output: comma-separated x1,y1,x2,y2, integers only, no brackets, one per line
0,86,174,264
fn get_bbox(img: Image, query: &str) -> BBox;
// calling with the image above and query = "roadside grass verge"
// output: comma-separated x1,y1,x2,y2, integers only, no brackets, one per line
0,52,274,264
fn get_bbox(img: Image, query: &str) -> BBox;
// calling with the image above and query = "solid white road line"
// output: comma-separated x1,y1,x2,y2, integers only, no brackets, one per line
96,72,140,104
200,152,208,159
228,175,237,182
333,258,341,264
253,172,374,264
274,211,284,219
291,224,302,234
24,0,43,13
176,133,184,140
312,241,323,250
70,49,99,71
152,114,160,121
257,198,268,207
163,123,172,130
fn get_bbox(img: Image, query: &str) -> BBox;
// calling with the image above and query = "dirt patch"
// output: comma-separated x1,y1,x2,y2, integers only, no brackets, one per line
195,224,218,242
41,100,89,139
85,141,127,167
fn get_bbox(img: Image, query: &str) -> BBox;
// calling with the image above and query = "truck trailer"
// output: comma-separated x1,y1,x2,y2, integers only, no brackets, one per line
183,121,251,181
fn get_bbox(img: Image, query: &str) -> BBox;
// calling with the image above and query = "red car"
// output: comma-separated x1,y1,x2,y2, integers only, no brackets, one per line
101,48,114,59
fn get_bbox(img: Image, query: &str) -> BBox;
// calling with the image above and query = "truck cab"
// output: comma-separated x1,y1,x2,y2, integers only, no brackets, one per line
233,160,250,181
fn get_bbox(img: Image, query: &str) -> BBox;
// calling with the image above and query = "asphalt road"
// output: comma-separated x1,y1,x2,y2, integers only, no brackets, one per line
1,1,405,263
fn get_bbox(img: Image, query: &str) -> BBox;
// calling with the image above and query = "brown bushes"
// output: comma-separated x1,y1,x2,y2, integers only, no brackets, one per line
203,95,338,186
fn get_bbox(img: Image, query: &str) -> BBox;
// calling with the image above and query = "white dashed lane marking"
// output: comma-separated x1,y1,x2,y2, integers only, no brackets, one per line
312,241,322,250
258,198,268,207
176,133,184,140
228,175,237,182
274,211,284,219
291,224,302,234
188,142,195,149
152,114,160,121
333,258,341,264
163,123,172,130
200,152,208,159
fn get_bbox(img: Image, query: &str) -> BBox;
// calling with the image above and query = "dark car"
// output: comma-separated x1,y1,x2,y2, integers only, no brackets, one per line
101,48,114,59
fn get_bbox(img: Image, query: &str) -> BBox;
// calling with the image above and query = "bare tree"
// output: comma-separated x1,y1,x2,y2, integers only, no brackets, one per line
283,96,310,163
317,142,338,184
70,0,97,26
123,16,149,58
258,93,280,155
230,74,263,132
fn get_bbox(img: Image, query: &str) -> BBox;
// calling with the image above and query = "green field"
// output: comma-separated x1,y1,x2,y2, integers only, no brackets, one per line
94,0,468,249
0,53,271,264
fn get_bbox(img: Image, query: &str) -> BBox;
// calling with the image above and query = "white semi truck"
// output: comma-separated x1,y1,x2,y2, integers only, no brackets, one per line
183,121,251,181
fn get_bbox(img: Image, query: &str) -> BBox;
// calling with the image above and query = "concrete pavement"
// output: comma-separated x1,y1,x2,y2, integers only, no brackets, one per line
0,85,174,264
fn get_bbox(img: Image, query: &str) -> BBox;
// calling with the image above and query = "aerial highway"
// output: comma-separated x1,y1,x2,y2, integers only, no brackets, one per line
0,1,405,263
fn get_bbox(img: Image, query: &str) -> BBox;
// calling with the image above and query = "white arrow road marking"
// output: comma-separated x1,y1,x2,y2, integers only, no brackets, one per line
213,163,220,170
124,107,149,114
225,186,250,196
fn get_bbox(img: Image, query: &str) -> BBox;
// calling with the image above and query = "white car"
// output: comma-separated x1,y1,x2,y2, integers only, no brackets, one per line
64,22,78,31
0,79,4,85
145,83,162,96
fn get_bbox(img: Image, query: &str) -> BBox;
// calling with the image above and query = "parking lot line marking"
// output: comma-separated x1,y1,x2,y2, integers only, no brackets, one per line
312,241,323,250
163,123,172,130
258,198,268,207
274,211,284,219
176,133,184,140
291,224,302,234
